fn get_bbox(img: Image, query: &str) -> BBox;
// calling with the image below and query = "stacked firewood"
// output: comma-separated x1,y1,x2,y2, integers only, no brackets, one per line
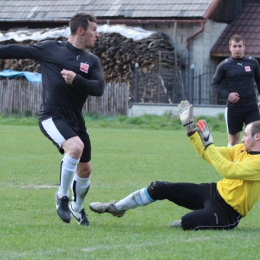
0,31,180,102
93,32,178,82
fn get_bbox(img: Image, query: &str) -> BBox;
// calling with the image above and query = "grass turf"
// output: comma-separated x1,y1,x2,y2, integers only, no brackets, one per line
1,120,260,259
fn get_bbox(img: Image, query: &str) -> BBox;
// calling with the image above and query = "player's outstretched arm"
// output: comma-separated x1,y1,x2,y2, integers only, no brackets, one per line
177,100,196,135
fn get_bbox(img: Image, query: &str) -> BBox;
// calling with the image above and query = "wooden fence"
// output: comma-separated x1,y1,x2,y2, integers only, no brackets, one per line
0,80,129,116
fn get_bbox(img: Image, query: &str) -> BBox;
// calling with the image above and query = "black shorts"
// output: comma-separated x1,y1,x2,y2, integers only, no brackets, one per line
38,118,91,163
225,104,260,134
147,181,241,230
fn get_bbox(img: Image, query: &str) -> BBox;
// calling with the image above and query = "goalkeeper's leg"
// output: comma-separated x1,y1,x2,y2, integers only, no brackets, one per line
147,181,208,209
181,201,241,230
89,186,156,215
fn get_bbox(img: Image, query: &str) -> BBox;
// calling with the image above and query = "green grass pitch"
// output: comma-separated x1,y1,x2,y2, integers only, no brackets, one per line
1,122,260,259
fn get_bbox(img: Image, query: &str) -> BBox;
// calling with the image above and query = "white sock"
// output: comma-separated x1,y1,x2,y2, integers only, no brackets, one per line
115,187,155,212
228,142,233,147
58,154,79,198
71,174,91,212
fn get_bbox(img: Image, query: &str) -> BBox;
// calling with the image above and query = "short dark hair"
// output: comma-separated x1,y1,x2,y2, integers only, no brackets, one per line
229,35,245,45
250,121,260,137
69,12,97,35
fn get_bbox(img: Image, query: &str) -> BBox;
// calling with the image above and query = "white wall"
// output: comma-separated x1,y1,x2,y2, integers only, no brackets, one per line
129,104,225,117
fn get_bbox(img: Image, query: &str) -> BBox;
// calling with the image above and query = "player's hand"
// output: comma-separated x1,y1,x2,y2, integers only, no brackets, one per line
196,119,213,149
228,92,240,103
177,100,195,134
61,69,76,85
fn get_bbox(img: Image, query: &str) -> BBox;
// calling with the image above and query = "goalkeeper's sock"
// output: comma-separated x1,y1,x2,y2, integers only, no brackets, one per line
115,187,155,211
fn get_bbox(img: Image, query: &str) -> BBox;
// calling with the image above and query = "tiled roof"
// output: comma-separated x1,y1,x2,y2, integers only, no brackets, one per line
0,0,215,20
210,3,260,58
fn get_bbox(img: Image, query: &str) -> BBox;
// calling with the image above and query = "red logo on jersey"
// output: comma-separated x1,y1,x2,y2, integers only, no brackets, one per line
80,63,89,73
245,66,251,72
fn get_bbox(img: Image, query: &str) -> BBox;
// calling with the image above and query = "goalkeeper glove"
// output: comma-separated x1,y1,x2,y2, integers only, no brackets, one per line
177,100,195,134
196,119,213,149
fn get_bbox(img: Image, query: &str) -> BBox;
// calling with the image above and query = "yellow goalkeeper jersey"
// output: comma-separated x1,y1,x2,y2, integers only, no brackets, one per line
189,132,260,217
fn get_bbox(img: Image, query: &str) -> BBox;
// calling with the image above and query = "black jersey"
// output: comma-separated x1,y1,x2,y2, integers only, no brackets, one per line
211,56,260,106
0,41,105,131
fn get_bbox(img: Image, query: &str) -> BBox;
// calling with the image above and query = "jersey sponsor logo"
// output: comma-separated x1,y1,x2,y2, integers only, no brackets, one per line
80,63,89,73
245,66,251,72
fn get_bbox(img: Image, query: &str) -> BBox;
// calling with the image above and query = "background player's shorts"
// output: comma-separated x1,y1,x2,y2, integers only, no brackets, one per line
225,104,260,134
39,118,91,163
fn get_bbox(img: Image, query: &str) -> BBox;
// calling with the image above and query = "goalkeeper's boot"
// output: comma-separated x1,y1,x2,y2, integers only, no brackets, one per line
69,205,90,226
55,192,71,223
89,200,125,217
170,220,182,228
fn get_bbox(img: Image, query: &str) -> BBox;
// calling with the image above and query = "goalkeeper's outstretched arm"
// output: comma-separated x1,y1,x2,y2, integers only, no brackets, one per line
177,100,196,136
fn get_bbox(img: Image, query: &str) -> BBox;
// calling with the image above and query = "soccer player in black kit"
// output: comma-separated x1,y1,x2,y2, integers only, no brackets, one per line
211,34,260,146
0,13,105,226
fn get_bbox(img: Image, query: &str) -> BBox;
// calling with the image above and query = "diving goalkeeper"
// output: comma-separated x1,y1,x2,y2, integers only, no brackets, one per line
89,100,260,230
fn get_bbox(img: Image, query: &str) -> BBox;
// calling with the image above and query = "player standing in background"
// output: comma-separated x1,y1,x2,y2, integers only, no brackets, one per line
211,34,260,146
89,101,260,231
0,12,105,226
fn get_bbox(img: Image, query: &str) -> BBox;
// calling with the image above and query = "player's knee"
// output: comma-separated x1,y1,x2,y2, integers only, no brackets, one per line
64,138,84,158
181,213,200,230
147,181,169,200
181,215,194,231
73,140,84,154
147,181,159,200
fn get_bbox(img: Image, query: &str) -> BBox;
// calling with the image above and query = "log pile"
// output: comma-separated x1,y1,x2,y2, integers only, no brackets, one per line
0,30,181,103
93,32,178,82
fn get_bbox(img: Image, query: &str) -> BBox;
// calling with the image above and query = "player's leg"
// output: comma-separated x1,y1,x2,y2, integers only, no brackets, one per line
59,136,83,197
173,183,241,230
89,181,209,218
180,197,241,230
89,186,155,217
244,103,260,125
225,106,243,146
39,118,82,223
228,132,240,146
69,130,92,226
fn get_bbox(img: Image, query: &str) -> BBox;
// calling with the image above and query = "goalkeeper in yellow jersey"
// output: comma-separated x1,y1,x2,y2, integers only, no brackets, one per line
89,100,260,230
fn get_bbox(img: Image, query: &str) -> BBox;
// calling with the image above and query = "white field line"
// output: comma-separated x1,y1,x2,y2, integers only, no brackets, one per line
21,184,57,189
81,236,211,252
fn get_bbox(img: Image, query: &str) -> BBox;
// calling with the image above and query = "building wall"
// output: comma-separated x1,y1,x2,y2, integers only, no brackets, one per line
189,19,228,71
143,20,228,70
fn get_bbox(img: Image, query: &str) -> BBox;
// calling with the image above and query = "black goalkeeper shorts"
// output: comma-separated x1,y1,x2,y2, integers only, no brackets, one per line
147,181,241,230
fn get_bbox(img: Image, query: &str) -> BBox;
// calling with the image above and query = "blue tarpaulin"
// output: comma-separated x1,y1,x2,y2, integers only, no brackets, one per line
0,69,42,82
